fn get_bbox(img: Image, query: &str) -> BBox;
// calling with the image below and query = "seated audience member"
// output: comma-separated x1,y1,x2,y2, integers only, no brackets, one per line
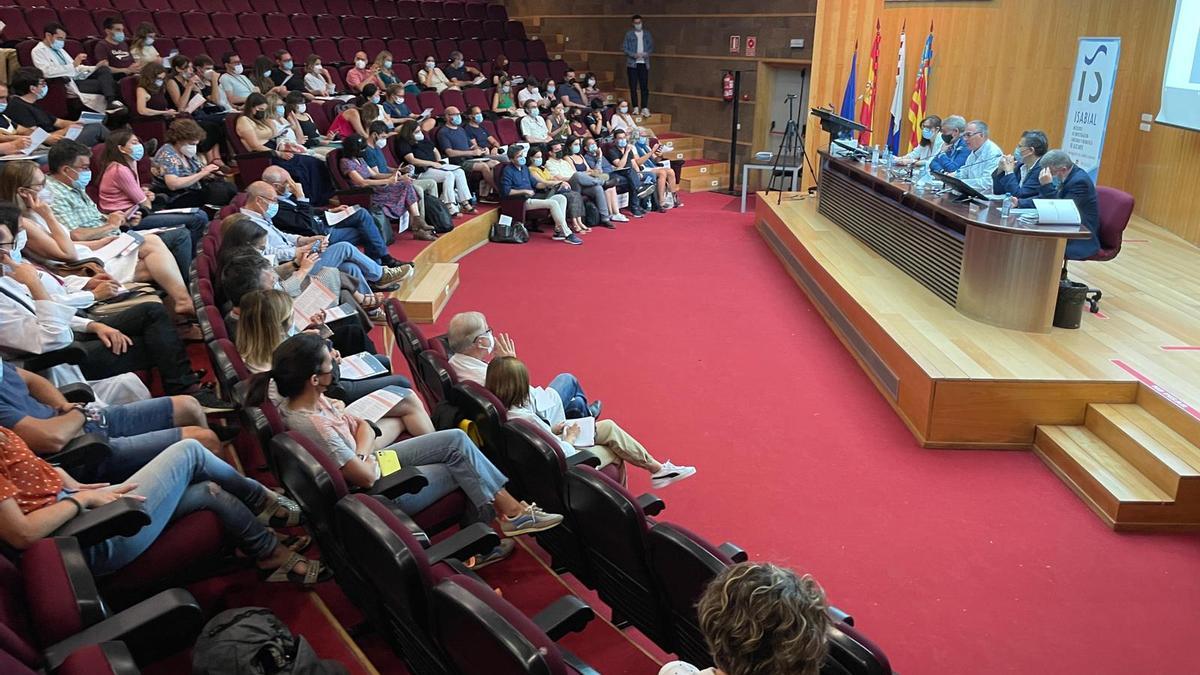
236,289,412,403
339,135,437,241
895,114,942,166
417,55,453,93
952,120,1003,193
6,68,107,147
128,22,162,69
251,57,287,98
192,55,233,113
237,93,335,206
93,19,139,77
263,166,401,258
0,207,230,410
373,52,399,88
347,52,384,93
437,106,501,196
163,56,229,166
569,139,627,221
304,55,337,96
328,100,381,140
499,146,577,243
265,92,304,150
518,79,546,109
448,311,599,419
219,52,256,108
444,51,484,89
487,357,695,487
271,50,307,94
1013,149,1101,260
567,108,592,140
632,128,683,210
547,138,612,227
285,92,324,149
151,119,238,209
605,129,652,216
382,84,416,123
492,77,518,116
529,146,587,235
1,154,195,318
98,130,210,249
134,62,177,122
993,129,1048,198
0,433,326,585
609,99,639,134
545,101,571,143
464,106,503,155
585,99,610,138
241,181,411,294
0,84,34,157
520,100,553,143
658,563,831,675
250,333,564,545
928,114,969,173
32,23,120,108
0,361,223,482
363,122,393,172
490,55,511,86
558,69,589,110
396,120,475,216
581,72,603,103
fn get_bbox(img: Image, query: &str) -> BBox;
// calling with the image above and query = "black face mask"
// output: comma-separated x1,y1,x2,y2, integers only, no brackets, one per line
941,132,954,143
253,110,267,120
554,149,564,159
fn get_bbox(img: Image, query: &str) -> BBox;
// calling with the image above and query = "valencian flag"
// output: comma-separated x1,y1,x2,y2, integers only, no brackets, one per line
907,22,934,152
858,20,881,145
886,23,907,154
839,41,859,129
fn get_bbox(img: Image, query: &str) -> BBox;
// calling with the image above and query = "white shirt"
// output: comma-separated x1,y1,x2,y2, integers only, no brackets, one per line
520,115,551,142
658,663,716,675
448,352,565,425
517,88,542,106
32,41,91,81
956,139,1003,194
635,31,645,64
609,113,638,134
219,72,256,102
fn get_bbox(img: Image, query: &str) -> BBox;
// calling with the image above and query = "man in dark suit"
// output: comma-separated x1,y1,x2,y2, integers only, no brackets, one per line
260,166,404,267
1014,149,1101,260
993,129,1048,199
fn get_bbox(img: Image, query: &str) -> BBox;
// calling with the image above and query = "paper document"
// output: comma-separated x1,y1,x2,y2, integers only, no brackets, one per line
154,207,201,215
322,302,356,323
93,232,142,262
23,128,50,155
565,416,596,447
63,126,82,141
1032,199,1082,225
291,278,337,330
324,205,360,226
376,449,403,476
344,385,413,422
419,108,433,119
339,352,388,380
185,95,205,113
78,111,105,125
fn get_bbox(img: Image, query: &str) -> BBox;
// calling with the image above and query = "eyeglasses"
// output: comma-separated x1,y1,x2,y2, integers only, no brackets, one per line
473,328,493,342
962,131,982,138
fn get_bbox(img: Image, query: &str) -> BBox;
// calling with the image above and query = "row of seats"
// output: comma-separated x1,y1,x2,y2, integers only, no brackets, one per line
19,0,506,21
0,7,527,42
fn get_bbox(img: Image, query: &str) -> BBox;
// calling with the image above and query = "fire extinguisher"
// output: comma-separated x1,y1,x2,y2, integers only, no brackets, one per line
722,71,734,102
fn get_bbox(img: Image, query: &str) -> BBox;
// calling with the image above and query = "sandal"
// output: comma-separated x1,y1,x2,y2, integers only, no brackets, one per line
281,534,312,554
257,493,304,528
358,293,384,310
459,202,477,214
260,551,332,588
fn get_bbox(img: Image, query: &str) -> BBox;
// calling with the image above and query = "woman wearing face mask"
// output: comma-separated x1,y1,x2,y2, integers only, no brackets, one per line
98,129,210,247
347,51,384,93
151,119,236,209
129,22,159,69
265,92,302,147
286,91,325,150
340,133,437,241
491,55,510,86
581,71,602,103
545,102,571,143
630,128,683,211
569,139,626,222
500,145,578,244
328,100,381,141
304,55,336,97
492,76,517,117
586,99,609,139
895,114,942,166
373,51,398,87
520,101,552,144
528,146,587,234
396,120,475,217
381,84,415,124
417,55,452,93
162,55,229,169
252,56,287,98
609,99,639,134
237,93,335,206
134,62,177,121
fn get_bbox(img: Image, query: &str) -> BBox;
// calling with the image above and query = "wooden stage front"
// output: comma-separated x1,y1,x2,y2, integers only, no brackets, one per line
756,193,1200,530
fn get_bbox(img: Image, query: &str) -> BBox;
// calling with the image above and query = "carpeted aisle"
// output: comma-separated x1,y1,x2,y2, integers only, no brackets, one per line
420,191,1200,675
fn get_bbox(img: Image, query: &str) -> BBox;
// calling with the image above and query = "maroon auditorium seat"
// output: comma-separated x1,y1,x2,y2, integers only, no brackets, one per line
506,20,527,41
341,15,368,39
458,38,483,62
337,38,363,65
486,4,508,21
362,37,387,58
466,2,487,20
180,11,216,38
482,19,506,40
526,39,548,61
349,0,374,17
503,39,527,62
232,37,261,64
277,0,306,14
155,12,186,41
527,61,549,82
0,8,33,42
311,38,341,65
434,38,457,61
368,18,392,39
290,14,319,39
413,18,437,39
237,13,269,38
480,38,503,62
397,0,419,18
210,12,240,38
417,90,444,116
443,2,466,20
493,117,519,145
315,14,343,38
174,37,204,58
26,8,62,36
225,0,253,12
259,37,286,59
285,37,314,63
168,0,198,10
387,38,414,62
418,1,444,19
440,88,466,112
326,0,351,16
122,10,155,35
1090,186,1134,261
373,0,398,18
60,9,99,41
410,37,434,62
264,13,292,38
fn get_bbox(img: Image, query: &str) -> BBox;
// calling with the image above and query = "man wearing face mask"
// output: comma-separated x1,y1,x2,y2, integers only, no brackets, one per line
621,15,654,117
347,51,384,93
558,70,588,111
31,23,121,110
218,52,254,108
604,129,654,215
448,311,601,421
517,79,547,108
928,114,970,174
520,101,552,143
5,68,107,148
444,51,484,89
0,84,34,157
93,19,138,77
463,106,504,157
1013,149,1101,260
437,106,501,195
947,120,1002,194
270,50,307,94
993,129,1048,200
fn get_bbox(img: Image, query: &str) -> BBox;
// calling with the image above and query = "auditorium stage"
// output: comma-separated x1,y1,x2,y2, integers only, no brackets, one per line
756,193,1200,530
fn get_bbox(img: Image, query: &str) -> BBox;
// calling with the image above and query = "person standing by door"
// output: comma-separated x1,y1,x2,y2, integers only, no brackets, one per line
622,15,654,117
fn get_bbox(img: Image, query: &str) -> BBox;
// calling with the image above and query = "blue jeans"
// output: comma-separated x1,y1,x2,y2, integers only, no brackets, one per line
328,209,387,260
548,372,590,419
83,397,182,483
82,439,274,576
135,209,210,252
312,241,382,294
385,429,507,516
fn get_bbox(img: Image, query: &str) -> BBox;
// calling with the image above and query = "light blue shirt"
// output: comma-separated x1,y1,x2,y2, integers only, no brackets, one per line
240,208,298,262
955,139,1003,194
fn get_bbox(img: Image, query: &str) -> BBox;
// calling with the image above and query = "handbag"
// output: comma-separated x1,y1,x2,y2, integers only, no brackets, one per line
489,216,530,244
83,282,164,318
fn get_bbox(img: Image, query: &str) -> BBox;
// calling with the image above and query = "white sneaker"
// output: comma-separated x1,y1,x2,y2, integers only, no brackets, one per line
610,213,629,222
446,203,460,216
650,461,696,489
641,107,650,117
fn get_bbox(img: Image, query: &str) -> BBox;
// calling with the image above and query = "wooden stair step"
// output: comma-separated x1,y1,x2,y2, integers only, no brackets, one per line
663,147,705,161
1136,388,1200,453
396,262,460,324
1087,403,1200,490
680,175,728,192
680,160,727,181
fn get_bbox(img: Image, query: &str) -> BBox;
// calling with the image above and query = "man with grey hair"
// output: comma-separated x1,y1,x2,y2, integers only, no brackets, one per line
951,119,1003,194
446,311,600,423
929,114,970,173
1013,149,1101,259
994,129,1049,198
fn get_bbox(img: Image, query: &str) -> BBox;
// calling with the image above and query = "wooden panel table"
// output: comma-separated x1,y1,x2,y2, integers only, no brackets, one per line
817,151,1090,333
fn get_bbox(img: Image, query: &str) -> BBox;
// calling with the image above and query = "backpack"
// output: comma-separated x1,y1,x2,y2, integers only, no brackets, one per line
423,193,454,233
192,607,346,675
583,199,601,227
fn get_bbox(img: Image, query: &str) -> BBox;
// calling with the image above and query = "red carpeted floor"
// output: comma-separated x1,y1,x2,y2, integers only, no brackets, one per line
414,191,1200,675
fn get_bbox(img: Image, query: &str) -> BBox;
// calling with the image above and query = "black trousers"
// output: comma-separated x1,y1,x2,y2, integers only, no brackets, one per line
626,63,649,110
79,302,199,395
75,65,118,102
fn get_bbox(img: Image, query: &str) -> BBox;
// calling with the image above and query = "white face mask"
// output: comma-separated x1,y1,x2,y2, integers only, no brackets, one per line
181,143,198,157
413,131,424,141
233,63,244,75
477,333,495,353
375,138,387,148
355,59,367,69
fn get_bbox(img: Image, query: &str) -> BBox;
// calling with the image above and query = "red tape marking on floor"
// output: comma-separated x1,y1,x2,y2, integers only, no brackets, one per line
1111,359,1200,420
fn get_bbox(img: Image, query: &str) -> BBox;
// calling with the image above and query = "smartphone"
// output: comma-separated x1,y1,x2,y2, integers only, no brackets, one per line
310,241,321,254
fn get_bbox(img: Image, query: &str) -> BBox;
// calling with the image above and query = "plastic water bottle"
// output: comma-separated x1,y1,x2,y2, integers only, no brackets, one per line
870,145,880,164
1001,193,1012,218
884,147,893,169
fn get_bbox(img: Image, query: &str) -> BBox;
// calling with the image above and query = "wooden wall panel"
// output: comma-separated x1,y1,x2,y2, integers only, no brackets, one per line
803,0,1197,244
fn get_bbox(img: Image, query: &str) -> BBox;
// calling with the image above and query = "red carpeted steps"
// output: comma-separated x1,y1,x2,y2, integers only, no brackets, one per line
1034,398,1200,530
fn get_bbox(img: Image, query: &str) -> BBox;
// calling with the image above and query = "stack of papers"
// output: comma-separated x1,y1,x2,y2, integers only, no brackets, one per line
565,416,597,447
339,352,388,380
321,302,357,323
325,205,360,226
291,279,337,330
93,232,142,262
344,386,413,422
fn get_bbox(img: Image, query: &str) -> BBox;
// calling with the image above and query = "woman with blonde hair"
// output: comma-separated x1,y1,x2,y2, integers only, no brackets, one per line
485,356,695,488
129,22,160,69
659,563,832,675
373,51,399,87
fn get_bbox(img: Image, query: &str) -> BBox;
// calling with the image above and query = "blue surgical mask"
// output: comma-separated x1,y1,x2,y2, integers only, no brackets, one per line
384,60,393,69
283,60,294,70
472,113,483,123
617,138,627,148
527,108,539,117
618,105,628,113
37,85,48,100
532,157,543,167
73,169,92,190
921,127,935,140
450,114,461,126
7,230,27,265
516,155,527,165
264,201,279,220
280,189,292,200
0,102,7,114
113,31,126,43
52,38,65,51
587,145,598,155
370,95,380,104
275,105,285,117
570,143,580,153
154,78,164,88
547,86,555,93
1052,176,1063,190
145,36,155,46
130,143,145,161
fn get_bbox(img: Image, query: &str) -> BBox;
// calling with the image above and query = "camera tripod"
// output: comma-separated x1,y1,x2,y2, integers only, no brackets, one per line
765,93,818,204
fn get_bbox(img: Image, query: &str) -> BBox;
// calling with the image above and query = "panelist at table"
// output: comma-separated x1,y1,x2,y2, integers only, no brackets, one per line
1013,149,1102,260
895,114,943,166
993,129,1048,198
928,115,969,173
951,120,1003,193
